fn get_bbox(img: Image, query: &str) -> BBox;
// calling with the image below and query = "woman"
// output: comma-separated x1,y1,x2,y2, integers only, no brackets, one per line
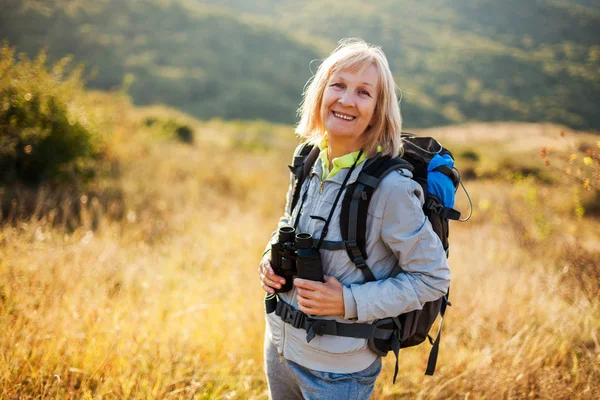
259,39,450,399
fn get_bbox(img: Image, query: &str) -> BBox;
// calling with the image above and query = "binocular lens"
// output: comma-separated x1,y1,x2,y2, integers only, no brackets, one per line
279,226,295,243
295,233,313,249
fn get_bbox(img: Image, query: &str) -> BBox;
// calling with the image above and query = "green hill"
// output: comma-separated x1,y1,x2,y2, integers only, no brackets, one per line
0,0,319,123
195,0,600,129
1,0,598,130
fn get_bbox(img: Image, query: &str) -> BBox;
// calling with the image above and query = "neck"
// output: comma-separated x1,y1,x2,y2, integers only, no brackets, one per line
327,137,361,165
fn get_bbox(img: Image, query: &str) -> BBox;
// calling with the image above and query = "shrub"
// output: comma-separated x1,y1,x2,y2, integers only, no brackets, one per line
459,149,480,161
539,132,600,192
144,116,194,144
0,44,104,184
176,124,193,144
560,242,600,303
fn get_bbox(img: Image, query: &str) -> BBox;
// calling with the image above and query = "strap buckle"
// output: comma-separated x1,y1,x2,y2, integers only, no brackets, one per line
345,240,361,257
354,256,367,270
276,302,306,330
426,198,444,215
345,240,367,268
292,310,306,329
307,318,337,336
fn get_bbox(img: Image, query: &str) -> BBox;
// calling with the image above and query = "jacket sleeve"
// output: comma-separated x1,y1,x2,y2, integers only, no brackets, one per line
343,174,450,322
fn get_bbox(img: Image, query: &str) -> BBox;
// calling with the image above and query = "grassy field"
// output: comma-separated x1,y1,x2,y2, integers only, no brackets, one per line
0,97,599,398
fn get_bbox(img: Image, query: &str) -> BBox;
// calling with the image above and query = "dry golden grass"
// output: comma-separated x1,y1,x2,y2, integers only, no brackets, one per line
1,110,599,399
418,122,598,152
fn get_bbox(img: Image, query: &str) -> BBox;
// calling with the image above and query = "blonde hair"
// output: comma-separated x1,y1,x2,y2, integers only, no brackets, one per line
295,38,403,158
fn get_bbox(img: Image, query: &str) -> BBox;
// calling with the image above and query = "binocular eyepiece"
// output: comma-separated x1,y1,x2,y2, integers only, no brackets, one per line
270,226,324,293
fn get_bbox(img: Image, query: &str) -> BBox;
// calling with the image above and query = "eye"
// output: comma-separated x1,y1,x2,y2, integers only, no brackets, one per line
330,82,344,89
359,89,372,97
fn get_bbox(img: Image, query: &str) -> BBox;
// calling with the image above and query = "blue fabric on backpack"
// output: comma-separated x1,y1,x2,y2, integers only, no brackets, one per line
427,154,456,208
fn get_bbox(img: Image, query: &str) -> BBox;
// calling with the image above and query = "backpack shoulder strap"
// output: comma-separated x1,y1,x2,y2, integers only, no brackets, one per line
340,155,414,282
288,143,320,214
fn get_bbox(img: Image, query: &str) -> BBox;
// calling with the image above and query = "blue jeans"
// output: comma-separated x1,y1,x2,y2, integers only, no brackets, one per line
264,337,382,400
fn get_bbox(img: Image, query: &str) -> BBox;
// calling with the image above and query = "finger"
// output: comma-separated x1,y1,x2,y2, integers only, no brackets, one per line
296,292,323,309
260,263,279,278
259,261,284,284
296,295,317,310
297,301,324,316
262,282,275,294
294,278,320,290
259,261,272,275
296,287,320,300
263,265,276,277
262,278,281,290
260,272,283,289
322,275,341,287
264,269,286,285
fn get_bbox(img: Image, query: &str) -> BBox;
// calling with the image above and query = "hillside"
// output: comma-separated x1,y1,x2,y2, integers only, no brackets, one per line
196,0,600,129
1,0,598,130
0,0,319,123
1,82,599,398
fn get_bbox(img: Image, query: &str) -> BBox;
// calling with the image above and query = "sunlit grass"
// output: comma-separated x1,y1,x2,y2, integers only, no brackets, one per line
1,114,599,398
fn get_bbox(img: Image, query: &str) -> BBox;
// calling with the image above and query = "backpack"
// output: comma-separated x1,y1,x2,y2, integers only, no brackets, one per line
285,132,467,380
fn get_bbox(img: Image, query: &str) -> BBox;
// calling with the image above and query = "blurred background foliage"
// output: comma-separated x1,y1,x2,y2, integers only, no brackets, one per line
0,45,105,185
0,0,598,130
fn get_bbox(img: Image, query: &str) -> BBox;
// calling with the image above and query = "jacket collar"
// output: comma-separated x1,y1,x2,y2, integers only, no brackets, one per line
311,155,368,187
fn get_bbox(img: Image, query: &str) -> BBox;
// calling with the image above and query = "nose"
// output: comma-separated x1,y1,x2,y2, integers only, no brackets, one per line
338,92,355,107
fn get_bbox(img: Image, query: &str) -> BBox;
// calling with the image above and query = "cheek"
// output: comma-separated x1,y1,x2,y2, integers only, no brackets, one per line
361,102,377,123
320,93,329,113
320,101,329,121
321,90,336,109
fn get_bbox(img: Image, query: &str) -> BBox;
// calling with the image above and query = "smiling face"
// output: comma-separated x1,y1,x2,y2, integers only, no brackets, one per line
320,64,379,152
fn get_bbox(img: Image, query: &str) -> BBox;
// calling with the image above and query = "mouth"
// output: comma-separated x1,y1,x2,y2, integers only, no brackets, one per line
332,111,356,121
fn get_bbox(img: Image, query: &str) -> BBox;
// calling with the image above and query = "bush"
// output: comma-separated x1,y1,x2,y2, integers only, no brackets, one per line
0,44,104,184
144,116,194,144
176,124,193,144
459,149,480,161
560,242,600,303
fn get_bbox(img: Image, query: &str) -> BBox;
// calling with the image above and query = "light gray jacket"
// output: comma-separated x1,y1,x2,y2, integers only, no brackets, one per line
265,149,451,373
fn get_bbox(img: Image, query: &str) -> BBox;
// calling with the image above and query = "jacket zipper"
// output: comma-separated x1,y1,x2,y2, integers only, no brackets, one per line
279,316,286,362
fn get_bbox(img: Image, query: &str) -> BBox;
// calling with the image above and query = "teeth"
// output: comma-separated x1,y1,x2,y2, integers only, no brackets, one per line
333,112,355,121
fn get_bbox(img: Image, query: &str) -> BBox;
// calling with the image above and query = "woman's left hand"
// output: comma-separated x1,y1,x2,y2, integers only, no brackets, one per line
294,275,345,316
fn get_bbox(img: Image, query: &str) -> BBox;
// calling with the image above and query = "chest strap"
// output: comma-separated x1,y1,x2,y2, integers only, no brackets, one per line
265,295,394,343
311,238,346,251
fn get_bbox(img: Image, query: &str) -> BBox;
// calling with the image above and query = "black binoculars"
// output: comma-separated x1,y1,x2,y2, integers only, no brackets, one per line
270,226,324,293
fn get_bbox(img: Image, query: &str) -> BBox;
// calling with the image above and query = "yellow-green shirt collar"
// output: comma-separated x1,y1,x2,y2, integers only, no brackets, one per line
318,136,380,180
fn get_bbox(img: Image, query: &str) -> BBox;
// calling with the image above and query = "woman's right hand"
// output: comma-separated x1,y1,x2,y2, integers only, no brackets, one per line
258,254,286,294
